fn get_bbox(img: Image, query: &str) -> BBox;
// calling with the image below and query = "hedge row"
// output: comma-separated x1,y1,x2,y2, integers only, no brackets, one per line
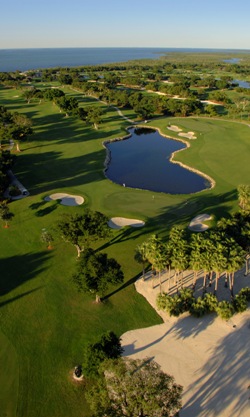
156,287,250,320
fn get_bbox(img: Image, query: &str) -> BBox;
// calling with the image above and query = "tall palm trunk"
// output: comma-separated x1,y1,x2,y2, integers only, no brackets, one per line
192,270,197,290
231,271,235,297
209,271,213,287
224,272,228,288
203,270,207,293
214,271,219,295
159,271,162,294
245,255,250,276
167,265,171,292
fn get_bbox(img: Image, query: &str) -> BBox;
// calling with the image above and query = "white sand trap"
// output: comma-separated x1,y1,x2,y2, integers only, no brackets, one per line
167,125,183,132
179,131,197,139
108,217,145,229
188,213,212,232
44,193,84,206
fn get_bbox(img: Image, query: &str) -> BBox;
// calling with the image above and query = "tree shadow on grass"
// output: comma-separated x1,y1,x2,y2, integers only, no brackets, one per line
99,189,238,252
0,287,43,308
12,147,107,194
147,188,238,240
102,272,142,302
0,251,52,297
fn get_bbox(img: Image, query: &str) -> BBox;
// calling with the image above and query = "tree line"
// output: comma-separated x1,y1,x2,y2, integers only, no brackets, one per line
135,199,250,318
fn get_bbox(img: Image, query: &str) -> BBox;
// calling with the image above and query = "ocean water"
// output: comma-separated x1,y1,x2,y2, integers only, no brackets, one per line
0,47,168,72
0,47,246,72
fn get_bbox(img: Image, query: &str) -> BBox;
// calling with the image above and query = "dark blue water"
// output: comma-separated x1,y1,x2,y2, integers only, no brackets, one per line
105,128,210,194
0,47,248,72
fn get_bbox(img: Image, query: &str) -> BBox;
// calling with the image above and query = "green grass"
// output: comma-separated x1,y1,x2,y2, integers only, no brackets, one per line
0,85,250,416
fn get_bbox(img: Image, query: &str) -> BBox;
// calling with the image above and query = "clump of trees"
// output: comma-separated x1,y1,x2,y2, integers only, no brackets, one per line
55,209,123,303
157,287,250,320
135,207,250,320
73,248,124,303
0,150,15,197
82,331,123,378
0,105,33,152
56,209,110,257
85,357,183,417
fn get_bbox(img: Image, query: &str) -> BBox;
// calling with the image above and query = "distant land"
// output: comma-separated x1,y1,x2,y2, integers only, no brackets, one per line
0,47,250,72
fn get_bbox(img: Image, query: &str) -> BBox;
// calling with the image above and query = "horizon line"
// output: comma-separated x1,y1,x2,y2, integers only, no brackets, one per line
0,46,250,52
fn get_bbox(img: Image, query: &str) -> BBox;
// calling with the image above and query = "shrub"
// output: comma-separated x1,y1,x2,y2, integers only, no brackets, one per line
203,293,218,312
216,301,235,320
156,293,168,311
9,185,21,196
156,288,195,317
190,297,208,317
178,288,195,312
233,294,248,313
239,287,250,302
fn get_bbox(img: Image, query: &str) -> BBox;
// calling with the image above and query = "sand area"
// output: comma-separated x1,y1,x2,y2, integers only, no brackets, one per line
108,217,145,229
167,125,197,139
44,193,84,206
188,213,212,232
121,268,250,417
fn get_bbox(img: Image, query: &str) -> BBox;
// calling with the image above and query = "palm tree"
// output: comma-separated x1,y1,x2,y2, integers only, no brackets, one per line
237,184,250,211
245,252,250,276
145,235,164,288
189,233,205,290
225,238,245,296
199,233,214,292
151,245,168,294
210,232,228,295
134,242,149,280
169,227,189,292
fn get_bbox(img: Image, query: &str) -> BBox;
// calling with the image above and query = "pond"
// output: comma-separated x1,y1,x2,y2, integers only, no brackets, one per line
223,58,241,64
104,128,211,194
232,79,250,89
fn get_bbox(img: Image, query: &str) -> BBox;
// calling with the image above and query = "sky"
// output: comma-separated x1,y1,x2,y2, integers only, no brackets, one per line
1,0,250,50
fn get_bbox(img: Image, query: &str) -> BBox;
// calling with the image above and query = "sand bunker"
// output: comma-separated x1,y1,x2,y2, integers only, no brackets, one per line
188,213,212,232
179,131,197,139
121,268,250,417
167,125,182,132
167,125,197,139
44,193,84,206
108,217,145,229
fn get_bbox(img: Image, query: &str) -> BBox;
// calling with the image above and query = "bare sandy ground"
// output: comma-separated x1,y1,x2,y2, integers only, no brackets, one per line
108,217,145,229
121,268,250,417
188,213,212,232
44,193,84,206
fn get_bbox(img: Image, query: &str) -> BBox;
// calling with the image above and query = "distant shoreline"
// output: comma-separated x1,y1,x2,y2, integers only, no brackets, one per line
1,47,250,72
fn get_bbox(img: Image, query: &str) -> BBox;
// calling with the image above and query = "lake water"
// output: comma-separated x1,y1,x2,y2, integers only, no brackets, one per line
233,79,250,89
224,58,241,64
105,128,210,194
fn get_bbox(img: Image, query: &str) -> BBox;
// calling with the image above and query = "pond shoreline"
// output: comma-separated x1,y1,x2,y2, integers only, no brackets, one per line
102,124,215,194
